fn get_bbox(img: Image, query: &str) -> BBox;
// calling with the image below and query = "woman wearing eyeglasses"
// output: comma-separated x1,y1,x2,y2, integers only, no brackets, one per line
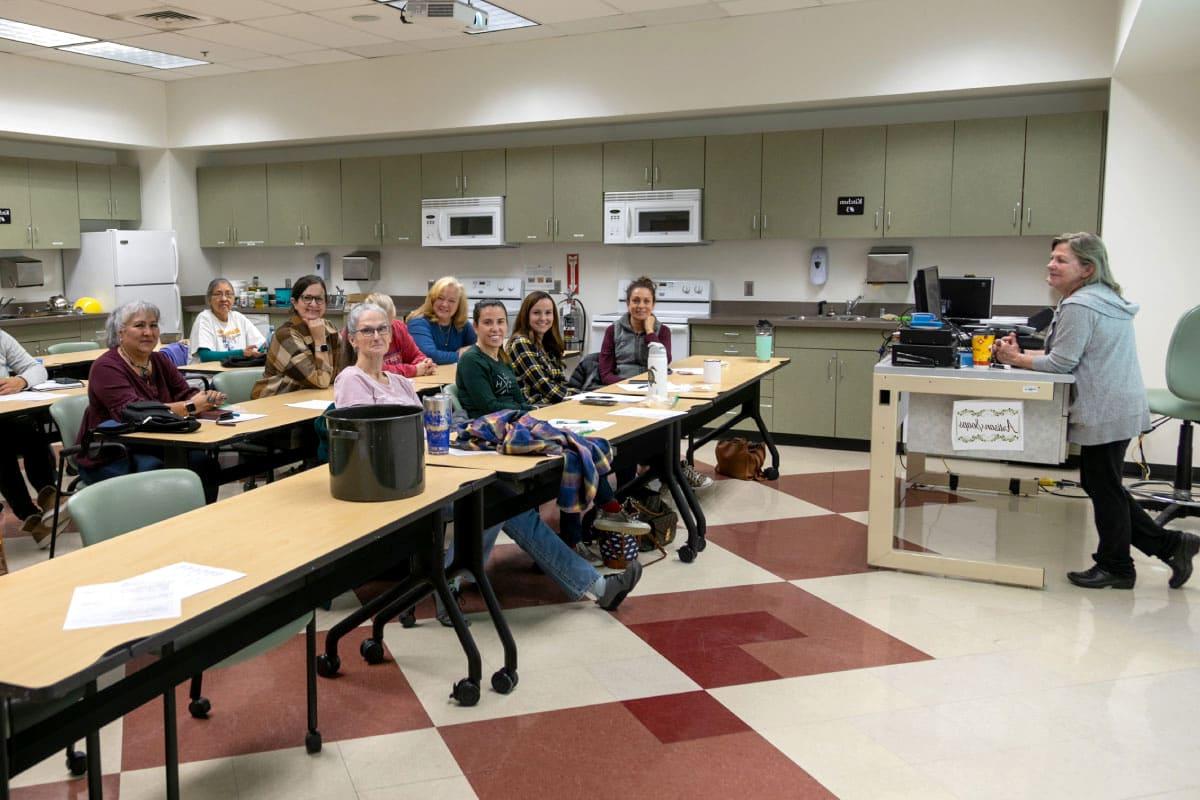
333,303,422,408
252,275,342,398
188,278,267,363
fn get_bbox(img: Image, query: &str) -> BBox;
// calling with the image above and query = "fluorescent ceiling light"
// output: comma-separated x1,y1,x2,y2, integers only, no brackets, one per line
0,17,96,47
59,41,207,69
465,1,538,33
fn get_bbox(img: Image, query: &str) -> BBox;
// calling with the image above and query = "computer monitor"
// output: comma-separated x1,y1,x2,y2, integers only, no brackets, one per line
939,276,994,322
913,266,942,317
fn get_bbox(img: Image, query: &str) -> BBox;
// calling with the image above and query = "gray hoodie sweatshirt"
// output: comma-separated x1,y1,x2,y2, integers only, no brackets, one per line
1031,283,1150,445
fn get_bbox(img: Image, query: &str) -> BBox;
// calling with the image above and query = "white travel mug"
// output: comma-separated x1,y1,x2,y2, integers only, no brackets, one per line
703,358,721,385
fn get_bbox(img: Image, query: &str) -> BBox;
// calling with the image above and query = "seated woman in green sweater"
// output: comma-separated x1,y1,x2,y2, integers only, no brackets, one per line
456,300,533,418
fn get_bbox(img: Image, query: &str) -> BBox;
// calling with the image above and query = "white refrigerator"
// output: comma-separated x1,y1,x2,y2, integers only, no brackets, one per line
66,230,182,335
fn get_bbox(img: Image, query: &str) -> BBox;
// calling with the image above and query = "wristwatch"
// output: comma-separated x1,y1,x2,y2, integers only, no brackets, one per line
186,401,197,414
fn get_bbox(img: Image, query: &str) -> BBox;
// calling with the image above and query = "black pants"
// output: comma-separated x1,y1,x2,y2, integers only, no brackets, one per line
0,415,56,520
1079,439,1179,576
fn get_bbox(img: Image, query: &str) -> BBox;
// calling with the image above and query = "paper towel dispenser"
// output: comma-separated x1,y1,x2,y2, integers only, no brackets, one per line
343,251,380,281
0,256,44,288
866,247,912,284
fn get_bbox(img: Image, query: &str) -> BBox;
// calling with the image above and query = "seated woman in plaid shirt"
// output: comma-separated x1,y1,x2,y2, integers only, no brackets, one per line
504,291,572,406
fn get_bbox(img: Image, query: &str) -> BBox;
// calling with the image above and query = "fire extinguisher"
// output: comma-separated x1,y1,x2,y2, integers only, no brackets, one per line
559,253,587,351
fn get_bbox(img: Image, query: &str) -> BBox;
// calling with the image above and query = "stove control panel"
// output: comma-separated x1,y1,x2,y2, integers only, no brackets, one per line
617,278,711,303
465,277,523,299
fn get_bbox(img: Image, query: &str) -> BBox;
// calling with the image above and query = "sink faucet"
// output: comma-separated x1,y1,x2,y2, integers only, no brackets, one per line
845,295,863,315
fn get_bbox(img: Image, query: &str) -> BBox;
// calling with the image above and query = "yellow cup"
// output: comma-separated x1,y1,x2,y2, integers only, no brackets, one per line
971,333,995,366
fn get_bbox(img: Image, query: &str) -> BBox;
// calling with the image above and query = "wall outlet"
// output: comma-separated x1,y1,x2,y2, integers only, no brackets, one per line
743,280,754,296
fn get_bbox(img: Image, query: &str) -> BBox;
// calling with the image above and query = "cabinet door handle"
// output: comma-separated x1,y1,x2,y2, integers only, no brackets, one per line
761,213,768,231
838,359,845,381
1025,206,1032,227
382,222,388,238
644,167,650,185
752,214,758,231
33,226,38,244
886,210,893,230
1012,202,1021,228
554,218,559,236
874,209,881,230
298,224,304,240
463,175,468,191
27,225,33,245
233,226,238,243
546,218,551,236
723,347,739,355
653,165,660,184
113,198,118,216
305,224,311,240
374,221,380,239
107,198,112,217
827,356,835,380
722,331,740,337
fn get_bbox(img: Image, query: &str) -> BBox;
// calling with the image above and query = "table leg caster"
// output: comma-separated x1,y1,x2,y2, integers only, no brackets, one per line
762,467,779,481
677,545,696,563
400,608,417,628
359,638,385,665
451,678,480,707
66,749,87,777
305,731,322,754
695,537,707,552
188,696,211,719
315,653,340,678
491,667,518,695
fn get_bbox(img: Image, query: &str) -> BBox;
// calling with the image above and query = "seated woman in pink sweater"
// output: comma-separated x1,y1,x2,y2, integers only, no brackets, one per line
334,302,423,408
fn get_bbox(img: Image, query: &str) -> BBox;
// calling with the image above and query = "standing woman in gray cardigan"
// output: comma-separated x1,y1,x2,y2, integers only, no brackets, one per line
995,232,1198,589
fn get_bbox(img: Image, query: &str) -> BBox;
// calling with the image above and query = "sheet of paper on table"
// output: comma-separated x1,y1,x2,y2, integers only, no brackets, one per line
204,411,267,423
609,407,687,420
0,391,65,402
547,418,617,435
616,383,692,394
122,562,246,600
64,580,181,630
286,399,333,410
33,380,83,390
445,448,494,457
574,392,643,404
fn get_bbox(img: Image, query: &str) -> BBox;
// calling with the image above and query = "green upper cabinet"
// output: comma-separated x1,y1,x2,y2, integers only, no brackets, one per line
380,155,421,245
340,157,383,246
28,160,80,249
603,138,703,191
883,122,953,238
820,126,886,238
950,117,1026,237
760,130,822,240
266,160,340,246
462,149,505,196
75,163,139,220
652,137,705,190
76,163,111,220
198,165,268,247
420,150,504,198
1021,111,1104,236
552,143,602,242
505,146,554,243
703,133,762,241
0,157,33,250
603,140,653,192
109,166,140,221
421,152,462,198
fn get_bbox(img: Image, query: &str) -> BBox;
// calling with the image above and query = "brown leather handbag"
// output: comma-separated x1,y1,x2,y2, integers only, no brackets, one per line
715,437,767,481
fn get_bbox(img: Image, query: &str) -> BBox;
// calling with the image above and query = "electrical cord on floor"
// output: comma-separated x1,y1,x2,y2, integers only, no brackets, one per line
1037,477,1088,499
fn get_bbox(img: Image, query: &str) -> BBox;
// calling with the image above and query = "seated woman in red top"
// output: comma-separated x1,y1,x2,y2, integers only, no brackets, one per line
362,292,436,379
76,300,226,503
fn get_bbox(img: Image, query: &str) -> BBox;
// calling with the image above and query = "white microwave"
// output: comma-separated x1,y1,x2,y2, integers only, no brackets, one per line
603,189,702,245
421,196,505,247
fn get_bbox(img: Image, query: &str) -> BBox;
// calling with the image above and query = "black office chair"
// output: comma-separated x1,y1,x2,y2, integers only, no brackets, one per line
1130,305,1200,525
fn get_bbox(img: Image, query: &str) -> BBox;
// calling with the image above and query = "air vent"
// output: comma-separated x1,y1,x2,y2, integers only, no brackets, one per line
110,7,224,30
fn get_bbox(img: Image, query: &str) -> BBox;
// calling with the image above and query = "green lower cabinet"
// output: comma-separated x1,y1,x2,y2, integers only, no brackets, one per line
832,349,880,439
773,348,838,437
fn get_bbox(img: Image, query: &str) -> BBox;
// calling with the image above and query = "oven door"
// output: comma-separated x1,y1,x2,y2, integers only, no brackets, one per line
628,201,700,244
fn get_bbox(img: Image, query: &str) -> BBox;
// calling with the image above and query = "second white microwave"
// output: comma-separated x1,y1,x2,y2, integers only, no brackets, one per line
421,196,505,247
603,189,702,245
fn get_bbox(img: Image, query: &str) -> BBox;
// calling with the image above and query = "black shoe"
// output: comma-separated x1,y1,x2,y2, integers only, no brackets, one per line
1166,533,1200,589
1067,565,1135,589
597,561,643,611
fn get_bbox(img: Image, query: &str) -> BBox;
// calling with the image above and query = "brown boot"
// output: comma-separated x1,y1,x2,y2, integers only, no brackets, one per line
21,513,53,550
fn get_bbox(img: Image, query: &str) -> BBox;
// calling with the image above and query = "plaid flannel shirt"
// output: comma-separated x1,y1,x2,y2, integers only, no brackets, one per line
252,315,341,399
451,409,612,513
504,333,569,405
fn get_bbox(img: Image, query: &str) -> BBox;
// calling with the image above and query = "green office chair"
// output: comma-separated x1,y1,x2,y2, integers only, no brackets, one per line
443,382,466,422
68,471,322,777
46,341,100,354
211,367,265,404
1131,305,1200,525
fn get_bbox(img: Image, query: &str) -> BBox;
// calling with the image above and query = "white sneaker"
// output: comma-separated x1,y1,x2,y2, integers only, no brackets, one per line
593,508,651,537
680,461,714,491
574,541,602,564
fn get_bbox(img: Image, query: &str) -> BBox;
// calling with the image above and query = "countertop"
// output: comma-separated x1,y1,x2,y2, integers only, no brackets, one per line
0,312,109,330
182,304,347,316
694,314,897,330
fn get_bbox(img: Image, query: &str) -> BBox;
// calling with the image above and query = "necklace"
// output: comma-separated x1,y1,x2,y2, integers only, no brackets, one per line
435,322,453,350
119,347,151,379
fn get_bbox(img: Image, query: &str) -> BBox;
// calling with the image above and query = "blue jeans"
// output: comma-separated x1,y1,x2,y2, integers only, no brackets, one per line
446,510,599,601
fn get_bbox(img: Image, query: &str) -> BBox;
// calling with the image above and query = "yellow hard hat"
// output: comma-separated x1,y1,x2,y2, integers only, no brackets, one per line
73,297,103,314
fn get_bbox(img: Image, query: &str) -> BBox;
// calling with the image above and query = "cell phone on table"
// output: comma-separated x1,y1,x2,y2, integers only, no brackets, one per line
580,398,618,406
625,380,649,386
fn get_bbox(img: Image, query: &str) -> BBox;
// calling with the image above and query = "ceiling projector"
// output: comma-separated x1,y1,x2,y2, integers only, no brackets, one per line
391,1,488,29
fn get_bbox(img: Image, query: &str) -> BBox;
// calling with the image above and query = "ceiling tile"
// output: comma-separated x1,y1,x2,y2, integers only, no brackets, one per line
548,14,644,35
228,54,301,70
23,45,148,72
606,0,709,10
1,0,159,38
405,34,492,51
132,61,244,79
310,5,464,41
497,0,620,24
178,22,316,54
242,12,392,47
261,0,363,9
32,1,154,14
287,48,361,63
632,2,728,24
718,0,820,14
115,31,263,62
161,1,295,21
341,40,420,57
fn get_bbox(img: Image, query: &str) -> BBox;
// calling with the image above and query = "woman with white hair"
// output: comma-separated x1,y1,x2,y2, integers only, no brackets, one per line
188,277,266,363
75,300,226,502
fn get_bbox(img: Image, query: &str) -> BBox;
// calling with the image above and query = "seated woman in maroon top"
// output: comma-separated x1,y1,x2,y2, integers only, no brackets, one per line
77,300,226,503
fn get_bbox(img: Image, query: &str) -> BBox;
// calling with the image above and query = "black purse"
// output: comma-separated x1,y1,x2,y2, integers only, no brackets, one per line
113,401,200,433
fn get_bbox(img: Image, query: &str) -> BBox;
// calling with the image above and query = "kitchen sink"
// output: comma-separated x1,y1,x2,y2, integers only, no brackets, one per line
785,314,867,322
834,314,867,322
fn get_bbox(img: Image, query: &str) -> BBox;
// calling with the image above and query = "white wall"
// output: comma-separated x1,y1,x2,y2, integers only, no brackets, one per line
166,0,1117,148
0,53,166,148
